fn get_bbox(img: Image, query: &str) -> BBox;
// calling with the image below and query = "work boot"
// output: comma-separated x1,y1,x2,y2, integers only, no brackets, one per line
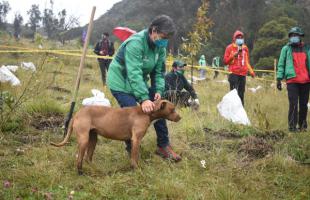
156,145,181,162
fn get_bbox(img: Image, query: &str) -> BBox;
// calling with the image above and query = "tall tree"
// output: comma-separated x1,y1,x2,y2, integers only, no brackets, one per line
13,13,23,40
0,0,10,29
181,0,213,84
181,0,213,58
42,0,57,38
252,17,297,69
27,4,41,39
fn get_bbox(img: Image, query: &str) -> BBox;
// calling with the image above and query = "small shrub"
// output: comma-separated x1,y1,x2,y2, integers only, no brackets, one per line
287,133,310,164
1,117,24,133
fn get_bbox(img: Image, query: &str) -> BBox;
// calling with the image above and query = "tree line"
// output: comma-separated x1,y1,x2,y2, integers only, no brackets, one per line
0,0,79,44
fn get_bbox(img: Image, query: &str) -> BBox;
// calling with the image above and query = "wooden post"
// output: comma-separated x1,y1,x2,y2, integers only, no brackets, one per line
63,7,96,137
274,59,277,93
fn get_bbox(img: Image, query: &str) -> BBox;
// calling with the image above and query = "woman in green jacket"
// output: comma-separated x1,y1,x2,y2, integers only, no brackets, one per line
107,15,181,161
277,27,310,132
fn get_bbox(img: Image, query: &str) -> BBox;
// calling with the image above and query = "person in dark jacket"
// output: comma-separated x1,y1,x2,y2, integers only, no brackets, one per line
94,32,115,85
277,27,310,132
107,15,181,162
164,60,199,107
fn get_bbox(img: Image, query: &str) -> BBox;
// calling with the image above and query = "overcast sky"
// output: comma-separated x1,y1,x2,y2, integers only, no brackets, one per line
7,0,122,26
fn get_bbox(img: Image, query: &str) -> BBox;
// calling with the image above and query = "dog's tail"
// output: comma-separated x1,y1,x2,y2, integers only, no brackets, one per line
50,118,74,147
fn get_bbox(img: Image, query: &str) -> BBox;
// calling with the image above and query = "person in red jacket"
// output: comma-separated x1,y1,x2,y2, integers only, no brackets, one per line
277,27,310,132
223,30,255,105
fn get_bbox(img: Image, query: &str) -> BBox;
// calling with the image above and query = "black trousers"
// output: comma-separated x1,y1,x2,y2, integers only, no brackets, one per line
98,59,111,85
228,74,246,105
287,83,310,130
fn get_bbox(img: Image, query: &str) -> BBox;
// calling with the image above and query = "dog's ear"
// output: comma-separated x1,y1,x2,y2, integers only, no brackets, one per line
160,101,167,110
154,100,168,111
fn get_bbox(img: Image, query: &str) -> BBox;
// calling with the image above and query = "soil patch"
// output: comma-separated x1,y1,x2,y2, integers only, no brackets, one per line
254,130,286,142
47,86,71,94
238,136,273,159
31,113,64,130
203,128,242,139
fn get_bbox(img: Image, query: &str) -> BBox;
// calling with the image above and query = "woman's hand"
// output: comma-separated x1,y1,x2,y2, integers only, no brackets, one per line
141,100,155,113
154,93,161,101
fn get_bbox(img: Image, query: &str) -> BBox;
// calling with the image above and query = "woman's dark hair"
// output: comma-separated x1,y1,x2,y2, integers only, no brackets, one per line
148,15,176,37
103,32,109,37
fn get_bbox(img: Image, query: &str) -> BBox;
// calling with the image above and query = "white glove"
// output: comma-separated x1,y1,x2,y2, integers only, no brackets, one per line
194,99,200,105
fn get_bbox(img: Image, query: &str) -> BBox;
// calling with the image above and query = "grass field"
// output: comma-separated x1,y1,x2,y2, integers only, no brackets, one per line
0,37,309,200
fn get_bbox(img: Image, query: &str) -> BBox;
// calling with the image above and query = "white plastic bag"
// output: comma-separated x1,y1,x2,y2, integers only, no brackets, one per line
0,66,21,86
217,89,251,125
82,89,111,107
248,85,262,93
21,62,36,71
4,65,19,72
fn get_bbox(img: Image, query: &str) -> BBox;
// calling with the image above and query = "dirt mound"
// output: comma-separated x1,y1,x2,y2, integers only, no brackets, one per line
238,136,273,159
31,113,64,130
254,130,286,142
203,128,242,139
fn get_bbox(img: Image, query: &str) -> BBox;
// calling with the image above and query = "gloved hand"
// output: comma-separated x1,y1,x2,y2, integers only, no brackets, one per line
250,71,255,78
277,80,282,91
194,98,200,105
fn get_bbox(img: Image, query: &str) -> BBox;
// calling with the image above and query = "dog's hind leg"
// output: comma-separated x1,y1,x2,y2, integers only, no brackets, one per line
86,130,97,163
76,132,89,175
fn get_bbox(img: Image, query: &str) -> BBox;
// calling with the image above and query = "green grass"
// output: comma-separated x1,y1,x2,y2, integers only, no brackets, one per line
0,38,310,199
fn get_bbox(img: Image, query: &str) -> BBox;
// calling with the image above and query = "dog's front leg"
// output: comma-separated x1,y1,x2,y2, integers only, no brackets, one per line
130,133,142,169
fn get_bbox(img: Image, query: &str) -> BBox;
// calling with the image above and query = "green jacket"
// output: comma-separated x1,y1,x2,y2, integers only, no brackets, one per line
107,29,166,102
198,56,206,66
277,44,310,80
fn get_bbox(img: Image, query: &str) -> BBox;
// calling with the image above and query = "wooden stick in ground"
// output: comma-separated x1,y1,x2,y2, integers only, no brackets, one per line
274,59,277,93
64,6,96,137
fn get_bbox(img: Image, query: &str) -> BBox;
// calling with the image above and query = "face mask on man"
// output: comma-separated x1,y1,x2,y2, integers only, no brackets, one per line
289,36,300,44
236,38,244,46
176,69,184,75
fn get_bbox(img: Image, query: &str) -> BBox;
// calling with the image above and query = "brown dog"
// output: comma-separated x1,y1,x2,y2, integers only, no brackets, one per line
51,99,181,175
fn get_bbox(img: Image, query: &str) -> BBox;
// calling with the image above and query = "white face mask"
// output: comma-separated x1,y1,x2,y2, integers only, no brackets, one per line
236,38,244,46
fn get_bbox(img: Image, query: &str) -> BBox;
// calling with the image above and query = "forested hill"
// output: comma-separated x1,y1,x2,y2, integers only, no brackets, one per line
67,0,310,68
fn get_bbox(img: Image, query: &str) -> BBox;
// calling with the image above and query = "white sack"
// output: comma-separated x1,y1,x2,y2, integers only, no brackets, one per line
4,65,19,72
217,89,251,125
248,85,262,93
82,89,111,107
21,62,36,71
0,66,21,86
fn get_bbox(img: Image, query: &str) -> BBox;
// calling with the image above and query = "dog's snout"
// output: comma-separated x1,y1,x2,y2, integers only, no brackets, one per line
174,115,181,122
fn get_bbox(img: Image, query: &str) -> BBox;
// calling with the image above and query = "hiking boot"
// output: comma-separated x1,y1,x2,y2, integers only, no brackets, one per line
156,145,181,162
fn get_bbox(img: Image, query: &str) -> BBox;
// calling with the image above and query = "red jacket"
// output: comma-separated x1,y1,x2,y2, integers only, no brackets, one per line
223,31,254,76
286,43,310,84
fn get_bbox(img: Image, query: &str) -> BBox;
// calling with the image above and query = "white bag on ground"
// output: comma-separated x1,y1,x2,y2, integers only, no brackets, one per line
21,62,36,71
82,89,111,107
4,65,19,72
217,89,251,125
0,66,21,86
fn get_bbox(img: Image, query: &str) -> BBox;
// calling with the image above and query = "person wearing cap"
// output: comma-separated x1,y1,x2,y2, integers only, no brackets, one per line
107,15,181,162
223,30,255,105
94,32,115,85
198,55,207,79
277,27,310,132
164,60,199,107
